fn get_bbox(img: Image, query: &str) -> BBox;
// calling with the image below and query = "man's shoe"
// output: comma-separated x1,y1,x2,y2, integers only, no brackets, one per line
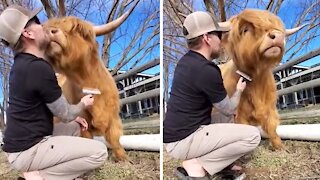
216,164,246,180
175,167,189,180
175,167,210,180
187,176,210,180
234,173,246,180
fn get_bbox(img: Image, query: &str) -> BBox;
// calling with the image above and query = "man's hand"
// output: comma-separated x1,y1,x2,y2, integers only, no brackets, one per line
236,77,247,92
74,116,88,131
81,94,94,108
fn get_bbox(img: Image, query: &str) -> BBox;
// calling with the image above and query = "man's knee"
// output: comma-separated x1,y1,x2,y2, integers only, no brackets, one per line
91,141,108,166
98,143,108,163
165,142,188,160
246,126,261,149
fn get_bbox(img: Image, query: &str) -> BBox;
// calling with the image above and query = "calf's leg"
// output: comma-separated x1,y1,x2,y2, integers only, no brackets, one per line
104,118,127,161
261,110,283,150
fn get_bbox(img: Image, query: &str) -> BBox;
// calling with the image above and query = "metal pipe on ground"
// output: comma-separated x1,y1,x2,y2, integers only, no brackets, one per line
258,124,320,141
94,134,160,151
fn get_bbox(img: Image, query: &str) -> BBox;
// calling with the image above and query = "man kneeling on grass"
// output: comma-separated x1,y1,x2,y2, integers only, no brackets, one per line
0,5,107,180
163,11,261,180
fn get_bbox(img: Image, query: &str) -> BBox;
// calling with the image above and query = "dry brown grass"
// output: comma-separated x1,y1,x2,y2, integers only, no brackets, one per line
164,106,320,180
0,150,160,180
164,140,320,180
0,115,160,180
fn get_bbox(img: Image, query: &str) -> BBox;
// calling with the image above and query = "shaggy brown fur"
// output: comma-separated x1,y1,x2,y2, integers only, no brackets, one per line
219,9,296,150
45,17,127,160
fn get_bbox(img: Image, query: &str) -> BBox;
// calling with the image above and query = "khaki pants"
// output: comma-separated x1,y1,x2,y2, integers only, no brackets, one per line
6,121,108,180
165,123,261,175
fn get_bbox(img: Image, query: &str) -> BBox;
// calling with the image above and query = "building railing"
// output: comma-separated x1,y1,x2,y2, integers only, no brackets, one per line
275,48,320,109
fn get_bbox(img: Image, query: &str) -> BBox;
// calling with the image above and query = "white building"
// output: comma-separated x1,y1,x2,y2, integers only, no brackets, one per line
116,71,160,119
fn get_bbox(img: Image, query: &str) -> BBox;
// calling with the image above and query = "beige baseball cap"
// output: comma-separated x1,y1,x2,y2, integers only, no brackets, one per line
0,5,42,47
183,11,229,40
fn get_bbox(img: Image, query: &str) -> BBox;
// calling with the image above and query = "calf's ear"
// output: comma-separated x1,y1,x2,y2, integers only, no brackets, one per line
71,18,95,41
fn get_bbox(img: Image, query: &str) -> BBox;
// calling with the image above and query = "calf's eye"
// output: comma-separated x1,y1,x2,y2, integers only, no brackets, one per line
243,27,249,34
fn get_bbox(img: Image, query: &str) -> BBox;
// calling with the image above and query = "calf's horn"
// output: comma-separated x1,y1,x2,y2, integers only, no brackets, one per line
94,12,129,36
218,21,231,29
286,23,309,36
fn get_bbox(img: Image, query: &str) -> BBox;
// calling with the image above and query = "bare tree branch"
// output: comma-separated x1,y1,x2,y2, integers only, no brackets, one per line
203,0,215,15
1,0,9,8
163,36,186,49
129,42,160,69
40,0,56,18
285,22,320,61
218,0,226,21
111,21,160,74
58,0,66,17
164,45,185,57
167,0,185,25
101,0,140,68
181,1,193,13
266,0,275,11
273,0,284,14
101,0,120,67
286,13,319,55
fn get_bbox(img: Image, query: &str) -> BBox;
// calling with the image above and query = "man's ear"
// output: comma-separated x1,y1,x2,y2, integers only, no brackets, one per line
203,34,210,45
21,30,35,40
